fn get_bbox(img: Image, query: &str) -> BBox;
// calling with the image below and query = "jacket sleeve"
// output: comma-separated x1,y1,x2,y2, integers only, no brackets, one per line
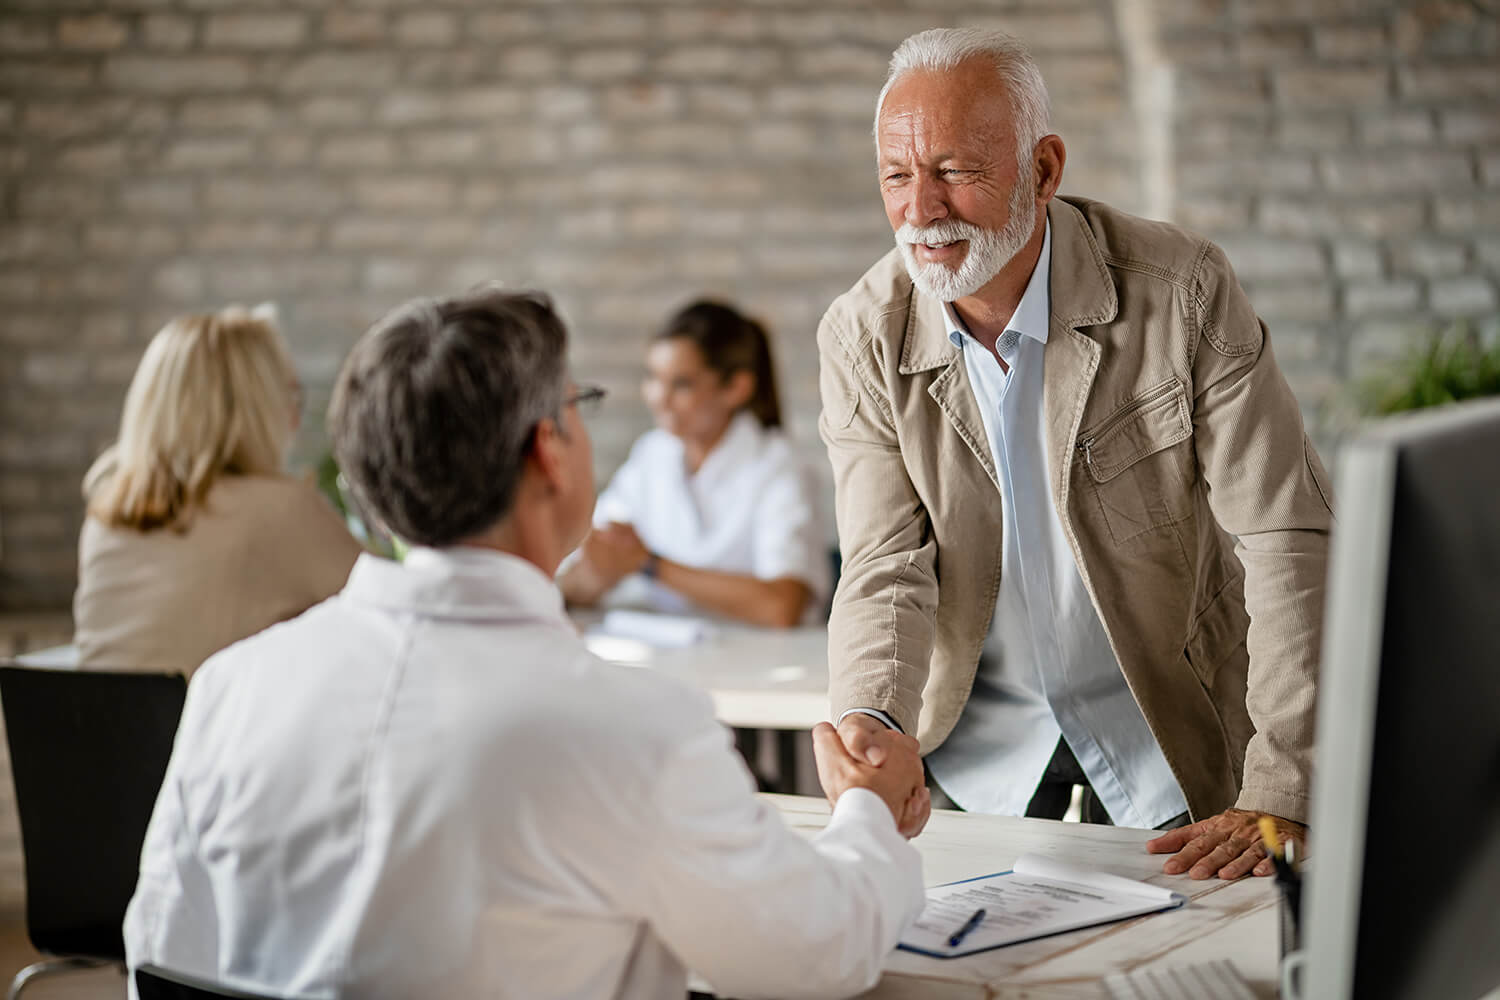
634,720,925,999
817,306,940,736
1188,241,1335,824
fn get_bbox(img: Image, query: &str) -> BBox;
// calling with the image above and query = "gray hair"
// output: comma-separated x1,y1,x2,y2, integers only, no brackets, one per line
328,286,569,548
876,27,1052,169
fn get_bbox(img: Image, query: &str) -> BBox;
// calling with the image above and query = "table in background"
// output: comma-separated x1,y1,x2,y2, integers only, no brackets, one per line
578,615,831,793
763,794,1279,1000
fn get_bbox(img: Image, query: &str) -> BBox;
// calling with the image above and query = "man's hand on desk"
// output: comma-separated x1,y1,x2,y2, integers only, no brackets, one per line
1146,808,1306,880
812,721,931,840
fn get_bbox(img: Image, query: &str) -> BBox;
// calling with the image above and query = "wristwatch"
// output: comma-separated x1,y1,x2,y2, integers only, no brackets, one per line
641,552,660,579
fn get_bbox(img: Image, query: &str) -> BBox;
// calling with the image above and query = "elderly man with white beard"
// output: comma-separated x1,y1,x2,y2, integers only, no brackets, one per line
817,27,1335,880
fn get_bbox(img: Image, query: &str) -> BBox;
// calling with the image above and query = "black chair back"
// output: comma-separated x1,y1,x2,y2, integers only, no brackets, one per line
136,966,292,1000
0,666,187,960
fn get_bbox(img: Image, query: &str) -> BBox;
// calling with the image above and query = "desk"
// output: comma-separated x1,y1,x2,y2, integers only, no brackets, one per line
579,617,830,730
766,794,1279,999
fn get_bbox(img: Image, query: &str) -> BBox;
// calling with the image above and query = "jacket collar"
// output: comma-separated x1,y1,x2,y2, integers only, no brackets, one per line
341,547,568,624
899,198,1118,375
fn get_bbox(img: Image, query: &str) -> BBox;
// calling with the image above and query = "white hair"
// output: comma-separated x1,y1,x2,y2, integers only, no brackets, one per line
875,27,1052,168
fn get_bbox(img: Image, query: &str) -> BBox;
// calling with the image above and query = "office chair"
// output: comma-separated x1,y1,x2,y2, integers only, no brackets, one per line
0,666,187,1000
135,966,291,1000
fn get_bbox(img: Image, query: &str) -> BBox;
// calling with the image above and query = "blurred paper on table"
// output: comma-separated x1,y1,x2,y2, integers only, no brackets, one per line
596,609,718,648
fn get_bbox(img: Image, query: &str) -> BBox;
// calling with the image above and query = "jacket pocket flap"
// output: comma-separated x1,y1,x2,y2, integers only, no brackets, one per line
1080,378,1191,483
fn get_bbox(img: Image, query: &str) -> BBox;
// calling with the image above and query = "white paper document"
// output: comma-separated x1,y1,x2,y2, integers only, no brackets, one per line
595,609,718,648
899,853,1187,958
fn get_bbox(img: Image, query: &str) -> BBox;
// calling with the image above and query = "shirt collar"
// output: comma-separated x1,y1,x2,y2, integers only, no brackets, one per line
693,410,762,486
945,219,1053,352
342,546,568,624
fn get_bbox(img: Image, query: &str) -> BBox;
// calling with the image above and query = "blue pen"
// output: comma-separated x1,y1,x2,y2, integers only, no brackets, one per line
947,907,987,948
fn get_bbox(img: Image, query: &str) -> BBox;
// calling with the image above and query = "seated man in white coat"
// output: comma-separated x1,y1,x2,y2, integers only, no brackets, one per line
124,287,930,1000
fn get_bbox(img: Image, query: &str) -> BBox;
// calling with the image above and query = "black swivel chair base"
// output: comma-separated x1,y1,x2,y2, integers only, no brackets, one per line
8,957,120,1000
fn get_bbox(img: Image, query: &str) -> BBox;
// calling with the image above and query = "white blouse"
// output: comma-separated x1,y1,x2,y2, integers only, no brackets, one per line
594,412,829,616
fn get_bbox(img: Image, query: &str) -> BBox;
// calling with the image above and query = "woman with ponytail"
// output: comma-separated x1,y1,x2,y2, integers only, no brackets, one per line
560,300,827,627
74,305,362,675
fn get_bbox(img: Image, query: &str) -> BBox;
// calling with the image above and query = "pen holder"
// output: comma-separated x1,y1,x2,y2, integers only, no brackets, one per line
1277,876,1304,999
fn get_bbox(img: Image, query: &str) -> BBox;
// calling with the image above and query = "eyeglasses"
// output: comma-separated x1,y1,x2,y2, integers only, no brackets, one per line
566,385,607,417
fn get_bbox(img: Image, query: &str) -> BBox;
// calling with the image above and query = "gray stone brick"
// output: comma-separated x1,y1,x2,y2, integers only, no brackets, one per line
1389,239,1469,277
142,14,194,49
1178,70,1272,114
1332,199,1428,238
1346,279,1423,317
21,354,89,388
0,17,49,52
151,259,205,301
660,9,761,41
1429,276,1498,315
393,11,458,47
1354,109,1436,146
767,83,874,118
1312,22,1389,59
119,178,196,215
205,13,308,48
1476,237,1500,271
83,222,179,256
1236,25,1313,64
350,175,455,211
104,55,253,92
205,177,343,215
1180,156,1318,194
1272,113,1355,151
466,11,545,43
1320,149,1472,193
317,134,397,168
1242,281,1335,322
16,180,109,217
498,46,560,80
1399,64,1500,101
1217,237,1326,280
552,9,650,43
0,223,76,262
603,83,686,119
189,220,320,252
1440,109,1500,143
180,98,278,131
320,10,384,44
534,86,594,119
570,48,649,82
656,45,782,80
404,129,482,165
266,134,313,167
56,140,129,172
1275,66,1391,106
1483,150,1500,187
58,14,130,51
0,59,94,91
1436,194,1500,232
279,53,398,92
163,136,257,170
1173,196,1252,234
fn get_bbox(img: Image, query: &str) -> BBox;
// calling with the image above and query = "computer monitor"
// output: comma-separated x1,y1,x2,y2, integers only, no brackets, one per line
1303,397,1500,1000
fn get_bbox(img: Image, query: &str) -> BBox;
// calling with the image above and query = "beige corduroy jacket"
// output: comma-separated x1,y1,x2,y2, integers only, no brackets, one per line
817,196,1335,824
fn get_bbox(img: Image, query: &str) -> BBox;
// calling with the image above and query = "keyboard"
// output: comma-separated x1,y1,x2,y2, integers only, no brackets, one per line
1104,959,1258,1000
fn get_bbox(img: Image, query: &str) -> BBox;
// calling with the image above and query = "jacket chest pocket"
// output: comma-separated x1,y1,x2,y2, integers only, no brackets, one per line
1076,377,1196,545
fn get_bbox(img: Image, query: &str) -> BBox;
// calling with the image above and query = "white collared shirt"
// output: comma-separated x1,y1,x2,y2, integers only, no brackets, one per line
594,411,830,616
125,547,922,1000
922,222,1188,828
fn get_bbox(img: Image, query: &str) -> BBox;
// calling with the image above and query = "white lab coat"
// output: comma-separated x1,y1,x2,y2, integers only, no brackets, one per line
125,547,923,1000
595,412,830,616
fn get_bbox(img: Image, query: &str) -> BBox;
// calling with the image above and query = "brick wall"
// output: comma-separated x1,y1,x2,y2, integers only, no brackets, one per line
0,0,1496,915
3,3,1497,614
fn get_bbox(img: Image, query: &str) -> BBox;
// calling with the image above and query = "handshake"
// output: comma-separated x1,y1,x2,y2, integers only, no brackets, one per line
811,714,932,839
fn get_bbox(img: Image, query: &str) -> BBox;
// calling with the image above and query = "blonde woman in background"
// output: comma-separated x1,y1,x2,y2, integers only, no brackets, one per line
73,305,362,676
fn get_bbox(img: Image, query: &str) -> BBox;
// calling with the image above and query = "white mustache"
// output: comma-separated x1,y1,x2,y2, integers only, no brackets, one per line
896,221,983,246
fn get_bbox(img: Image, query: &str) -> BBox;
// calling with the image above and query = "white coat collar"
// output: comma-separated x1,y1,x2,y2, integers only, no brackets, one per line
342,547,567,624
